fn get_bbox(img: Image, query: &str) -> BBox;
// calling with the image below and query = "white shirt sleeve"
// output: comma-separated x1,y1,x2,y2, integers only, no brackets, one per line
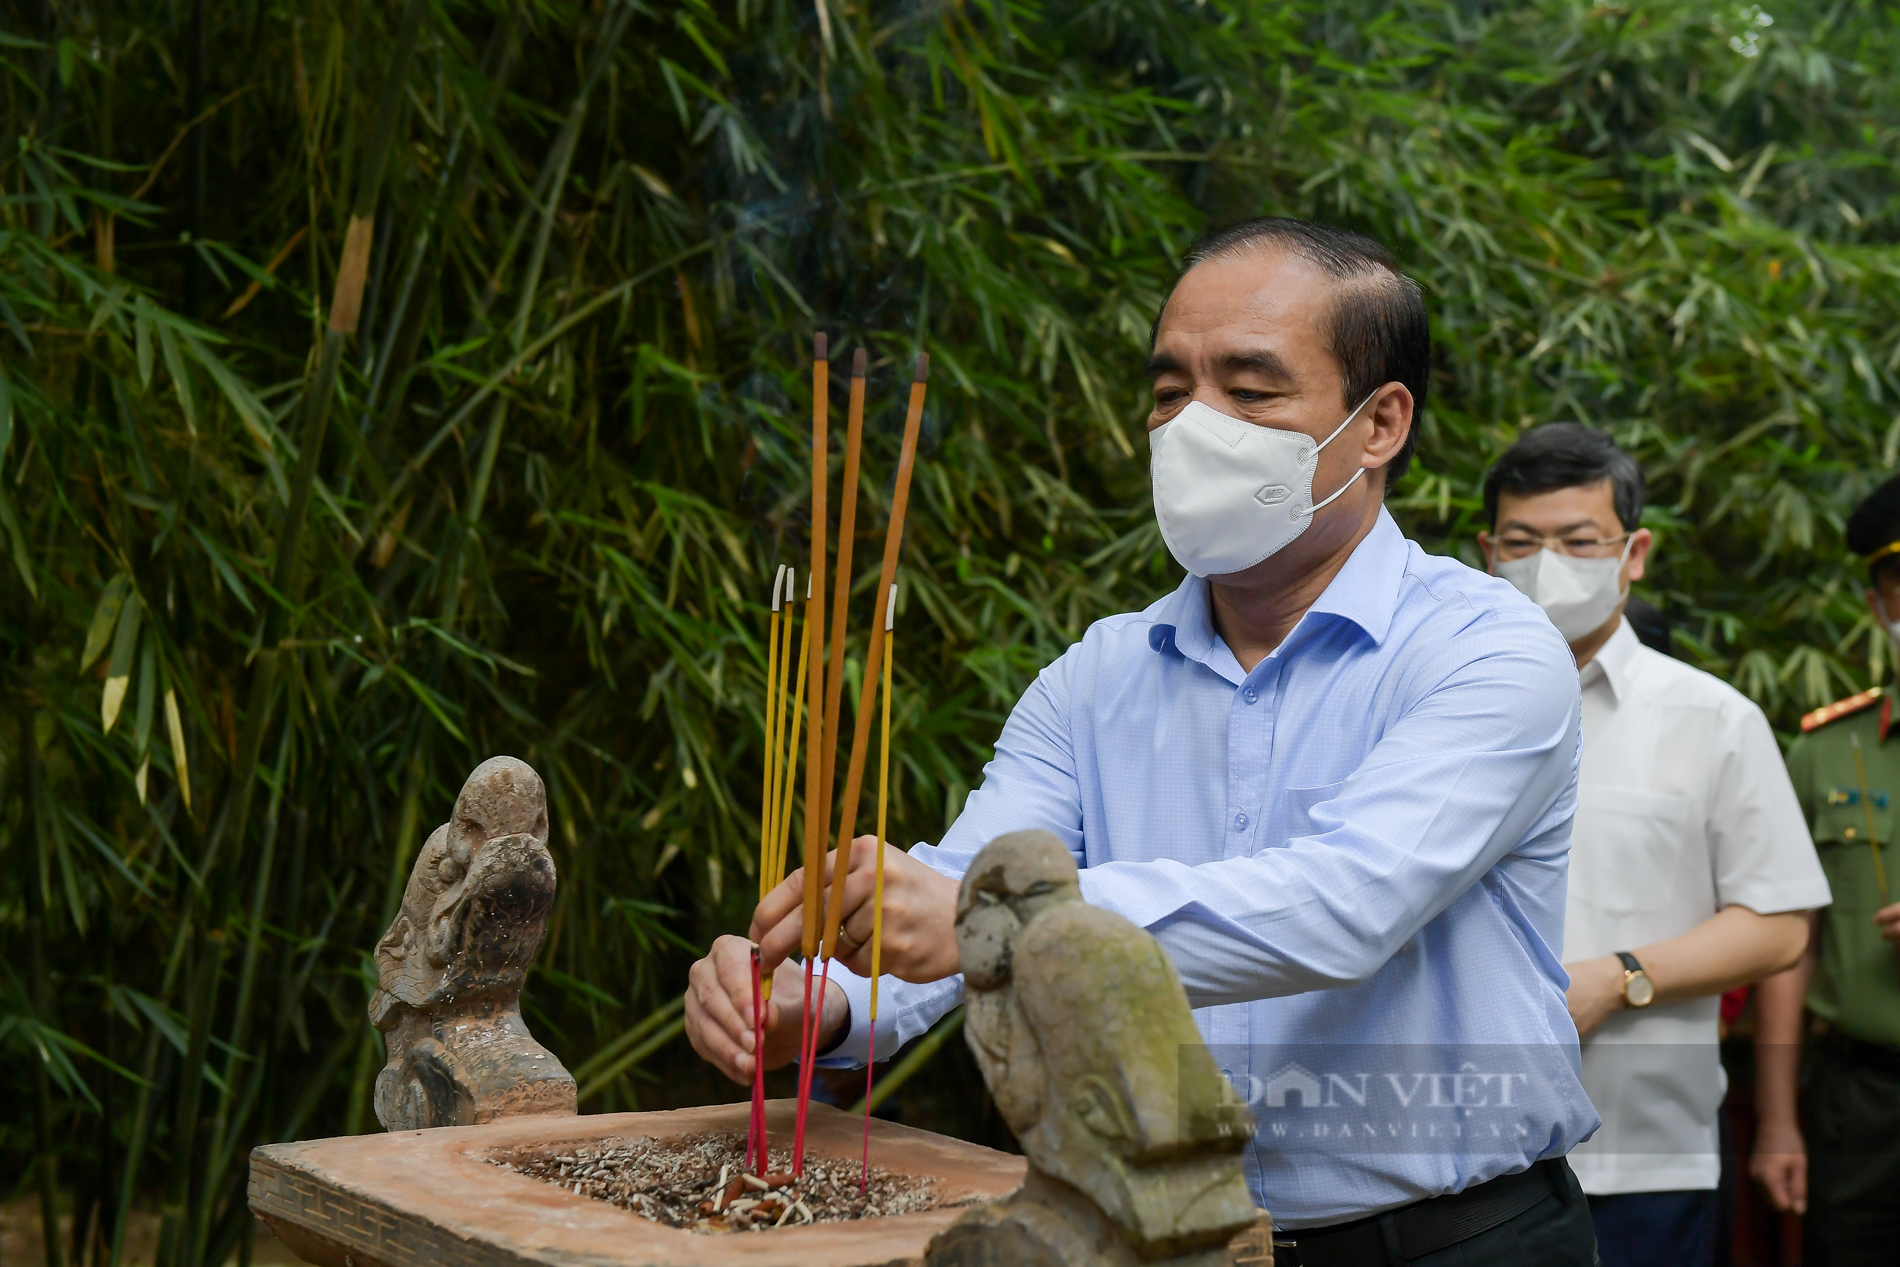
1706,697,1831,915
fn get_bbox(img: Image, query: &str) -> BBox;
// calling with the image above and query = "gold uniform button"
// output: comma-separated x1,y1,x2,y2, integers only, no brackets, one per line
1847,827,1859,839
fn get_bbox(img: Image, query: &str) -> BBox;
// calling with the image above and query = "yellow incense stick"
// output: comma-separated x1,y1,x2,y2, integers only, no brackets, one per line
767,570,798,889
869,582,896,1023
1851,732,1890,904
773,580,811,895
761,572,804,1004
760,565,785,904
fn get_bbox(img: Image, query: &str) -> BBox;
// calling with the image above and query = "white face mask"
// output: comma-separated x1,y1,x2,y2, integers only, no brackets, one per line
1495,537,1633,643
1149,395,1375,578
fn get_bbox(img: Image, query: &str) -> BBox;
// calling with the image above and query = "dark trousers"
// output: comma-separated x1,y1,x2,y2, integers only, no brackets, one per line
1586,1189,1715,1267
1805,1041,1900,1267
1284,1159,1598,1267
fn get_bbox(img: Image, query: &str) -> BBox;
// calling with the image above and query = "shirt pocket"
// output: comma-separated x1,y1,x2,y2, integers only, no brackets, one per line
1571,787,1694,916
1814,791,1895,855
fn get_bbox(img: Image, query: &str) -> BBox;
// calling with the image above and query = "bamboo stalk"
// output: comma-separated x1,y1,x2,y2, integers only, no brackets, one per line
111,6,431,1261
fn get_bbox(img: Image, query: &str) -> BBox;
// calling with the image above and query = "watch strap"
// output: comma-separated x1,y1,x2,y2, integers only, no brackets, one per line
1615,951,1644,975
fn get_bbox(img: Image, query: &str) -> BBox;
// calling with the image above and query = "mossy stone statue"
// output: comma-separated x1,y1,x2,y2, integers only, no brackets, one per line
369,756,576,1131
926,829,1270,1267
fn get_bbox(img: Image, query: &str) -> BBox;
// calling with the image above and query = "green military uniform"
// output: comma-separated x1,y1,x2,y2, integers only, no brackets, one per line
1781,471,1900,1267
1785,688,1900,1049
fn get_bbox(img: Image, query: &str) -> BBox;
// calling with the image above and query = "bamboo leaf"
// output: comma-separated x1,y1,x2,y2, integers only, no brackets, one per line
79,574,129,671
101,592,142,734
156,322,197,432
0,482,35,599
163,688,191,811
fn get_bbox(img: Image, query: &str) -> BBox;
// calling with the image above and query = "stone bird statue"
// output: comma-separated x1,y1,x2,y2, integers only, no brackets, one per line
927,829,1268,1267
369,756,576,1131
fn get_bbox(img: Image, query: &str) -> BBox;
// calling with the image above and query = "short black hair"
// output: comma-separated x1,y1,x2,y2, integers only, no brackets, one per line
1482,423,1645,532
1155,217,1431,485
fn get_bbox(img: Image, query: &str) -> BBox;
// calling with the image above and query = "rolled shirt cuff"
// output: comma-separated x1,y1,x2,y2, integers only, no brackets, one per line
806,960,966,1069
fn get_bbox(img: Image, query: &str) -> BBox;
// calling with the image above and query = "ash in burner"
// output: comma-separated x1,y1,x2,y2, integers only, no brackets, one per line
490,1133,966,1233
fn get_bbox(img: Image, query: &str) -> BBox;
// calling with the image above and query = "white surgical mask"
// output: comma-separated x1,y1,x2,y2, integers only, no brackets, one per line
1495,537,1633,642
1149,394,1375,578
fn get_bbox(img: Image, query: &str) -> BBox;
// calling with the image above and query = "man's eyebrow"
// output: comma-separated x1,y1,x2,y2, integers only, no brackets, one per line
1496,516,1615,536
1141,348,1297,381
1217,349,1295,381
1142,351,1182,379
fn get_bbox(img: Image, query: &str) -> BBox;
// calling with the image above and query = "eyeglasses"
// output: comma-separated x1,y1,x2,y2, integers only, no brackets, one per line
1490,531,1631,561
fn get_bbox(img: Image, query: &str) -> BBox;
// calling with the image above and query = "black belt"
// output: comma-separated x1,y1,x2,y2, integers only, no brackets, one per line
1822,1031,1900,1079
1274,1158,1568,1267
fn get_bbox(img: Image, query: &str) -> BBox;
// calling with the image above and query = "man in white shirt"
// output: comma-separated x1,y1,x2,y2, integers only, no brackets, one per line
1480,423,1831,1267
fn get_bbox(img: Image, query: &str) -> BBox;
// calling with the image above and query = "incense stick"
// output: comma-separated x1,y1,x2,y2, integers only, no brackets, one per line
760,565,785,907
816,346,869,962
771,576,809,906
750,568,784,1173
819,354,930,982
750,944,767,1175
862,580,897,1189
794,333,831,1172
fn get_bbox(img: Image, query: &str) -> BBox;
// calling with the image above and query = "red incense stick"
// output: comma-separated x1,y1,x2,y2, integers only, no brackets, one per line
749,944,767,1174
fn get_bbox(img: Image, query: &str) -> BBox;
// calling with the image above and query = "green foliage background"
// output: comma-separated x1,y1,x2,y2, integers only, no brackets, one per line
4,0,1897,1262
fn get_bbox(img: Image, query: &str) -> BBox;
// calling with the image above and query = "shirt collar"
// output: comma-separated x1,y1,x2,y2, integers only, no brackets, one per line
1147,507,1410,665
1580,616,1640,702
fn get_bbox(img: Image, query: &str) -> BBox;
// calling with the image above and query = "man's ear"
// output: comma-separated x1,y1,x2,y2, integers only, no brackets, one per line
1625,527,1654,584
1477,530,1497,576
1362,382,1413,469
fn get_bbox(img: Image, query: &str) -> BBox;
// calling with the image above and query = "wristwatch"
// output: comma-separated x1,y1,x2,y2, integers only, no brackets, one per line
1616,951,1655,1008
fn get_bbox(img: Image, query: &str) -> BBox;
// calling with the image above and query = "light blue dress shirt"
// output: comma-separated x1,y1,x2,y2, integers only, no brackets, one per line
820,509,1598,1226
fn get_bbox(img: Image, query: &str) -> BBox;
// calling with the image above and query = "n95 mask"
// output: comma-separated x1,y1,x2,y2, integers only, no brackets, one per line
1149,395,1375,578
1495,538,1633,642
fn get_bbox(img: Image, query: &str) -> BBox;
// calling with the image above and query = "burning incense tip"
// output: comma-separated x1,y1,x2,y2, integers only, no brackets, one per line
814,331,828,359
913,352,929,382
886,582,898,631
853,347,867,376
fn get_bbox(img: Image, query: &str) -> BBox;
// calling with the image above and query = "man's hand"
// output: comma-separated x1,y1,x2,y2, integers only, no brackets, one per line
1750,1117,1809,1214
746,835,960,984
1564,954,1627,1039
1875,900,1900,945
684,837,959,1084
684,937,846,1085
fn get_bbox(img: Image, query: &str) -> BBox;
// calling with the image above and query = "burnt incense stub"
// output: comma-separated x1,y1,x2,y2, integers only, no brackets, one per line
928,830,1268,1267
369,755,575,1131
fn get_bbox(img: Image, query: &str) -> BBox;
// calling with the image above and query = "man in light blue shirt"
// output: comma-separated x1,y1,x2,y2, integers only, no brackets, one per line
686,218,1599,1265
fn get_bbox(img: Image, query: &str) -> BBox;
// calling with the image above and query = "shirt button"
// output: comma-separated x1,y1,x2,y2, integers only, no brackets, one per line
1244,688,1259,704
1233,812,1249,831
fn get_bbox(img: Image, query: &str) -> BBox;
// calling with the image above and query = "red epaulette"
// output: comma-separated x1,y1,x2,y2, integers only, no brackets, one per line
1800,686,1886,734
